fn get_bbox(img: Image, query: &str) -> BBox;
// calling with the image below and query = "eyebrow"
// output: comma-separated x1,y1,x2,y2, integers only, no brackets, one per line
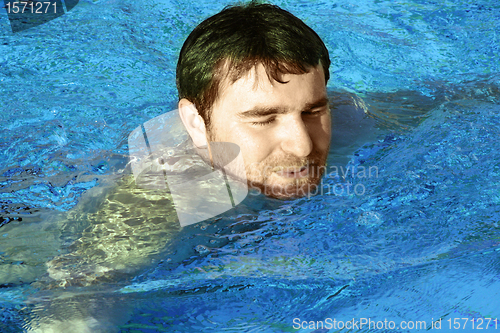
237,97,329,119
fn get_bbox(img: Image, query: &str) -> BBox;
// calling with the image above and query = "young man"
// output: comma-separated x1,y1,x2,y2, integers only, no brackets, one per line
177,2,331,199
27,3,333,331
43,0,332,287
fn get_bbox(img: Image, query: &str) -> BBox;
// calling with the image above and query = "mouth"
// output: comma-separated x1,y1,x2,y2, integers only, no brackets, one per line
274,166,309,179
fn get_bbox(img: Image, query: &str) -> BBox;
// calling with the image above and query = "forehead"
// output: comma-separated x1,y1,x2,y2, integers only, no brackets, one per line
213,63,327,113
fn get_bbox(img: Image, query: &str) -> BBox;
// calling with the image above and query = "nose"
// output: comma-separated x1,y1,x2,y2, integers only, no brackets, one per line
280,116,313,158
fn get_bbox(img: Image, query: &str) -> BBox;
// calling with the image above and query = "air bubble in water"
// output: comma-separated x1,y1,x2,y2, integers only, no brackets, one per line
356,211,383,227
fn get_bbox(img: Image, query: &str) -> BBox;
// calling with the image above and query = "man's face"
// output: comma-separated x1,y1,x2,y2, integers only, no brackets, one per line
207,63,331,198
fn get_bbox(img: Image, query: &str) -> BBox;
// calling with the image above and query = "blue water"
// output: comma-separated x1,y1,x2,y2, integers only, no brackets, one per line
1,0,500,332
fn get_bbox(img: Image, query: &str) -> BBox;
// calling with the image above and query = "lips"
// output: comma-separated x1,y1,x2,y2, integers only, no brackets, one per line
275,166,309,178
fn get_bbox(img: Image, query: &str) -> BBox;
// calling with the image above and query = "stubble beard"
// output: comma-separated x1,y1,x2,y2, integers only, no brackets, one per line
206,125,328,199
246,151,328,199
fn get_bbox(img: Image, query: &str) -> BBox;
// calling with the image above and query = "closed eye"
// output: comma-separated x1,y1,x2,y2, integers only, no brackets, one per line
251,117,276,126
302,108,328,116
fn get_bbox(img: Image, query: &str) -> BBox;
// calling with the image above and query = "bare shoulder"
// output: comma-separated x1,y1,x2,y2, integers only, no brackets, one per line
41,174,180,288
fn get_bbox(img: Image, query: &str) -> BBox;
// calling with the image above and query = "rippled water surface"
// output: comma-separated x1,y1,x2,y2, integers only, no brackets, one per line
1,0,500,332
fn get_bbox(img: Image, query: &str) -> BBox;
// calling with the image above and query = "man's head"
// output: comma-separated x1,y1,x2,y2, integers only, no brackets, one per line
177,2,331,198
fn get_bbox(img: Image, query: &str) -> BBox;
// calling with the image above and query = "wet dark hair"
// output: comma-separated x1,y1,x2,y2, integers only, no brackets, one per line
176,1,330,128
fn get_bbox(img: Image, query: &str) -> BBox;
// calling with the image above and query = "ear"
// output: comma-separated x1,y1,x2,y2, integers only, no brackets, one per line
178,99,208,148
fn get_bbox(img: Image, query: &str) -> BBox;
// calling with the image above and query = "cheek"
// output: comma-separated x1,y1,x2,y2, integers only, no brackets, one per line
237,129,276,163
323,119,332,143
310,117,332,149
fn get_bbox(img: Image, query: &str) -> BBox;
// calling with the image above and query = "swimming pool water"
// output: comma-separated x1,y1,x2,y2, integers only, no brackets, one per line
1,0,500,332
